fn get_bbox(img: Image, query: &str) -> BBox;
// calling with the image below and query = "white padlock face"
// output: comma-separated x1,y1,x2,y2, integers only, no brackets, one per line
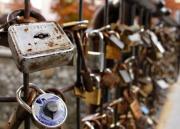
32,93,68,128
8,22,75,73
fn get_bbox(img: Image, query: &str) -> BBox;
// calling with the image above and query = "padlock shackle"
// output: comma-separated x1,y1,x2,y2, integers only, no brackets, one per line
7,9,46,23
83,121,95,129
16,83,46,113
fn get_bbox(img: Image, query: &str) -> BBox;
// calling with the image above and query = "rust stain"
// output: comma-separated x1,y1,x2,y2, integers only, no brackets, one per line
48,42,54,47
30,62,40,70
57,35,62,39
27,48,32,52
54,27,59,33
24,28,29,32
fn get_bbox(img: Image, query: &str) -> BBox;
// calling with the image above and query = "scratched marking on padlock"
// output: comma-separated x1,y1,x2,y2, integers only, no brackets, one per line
8,22,75,73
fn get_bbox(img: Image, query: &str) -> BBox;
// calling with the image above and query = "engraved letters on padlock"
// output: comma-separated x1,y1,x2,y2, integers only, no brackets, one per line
8,22,75,73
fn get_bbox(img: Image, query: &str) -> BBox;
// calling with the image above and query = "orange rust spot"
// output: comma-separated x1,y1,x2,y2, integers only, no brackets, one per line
48,42,54,47
30,62,39,70
24,28,29,32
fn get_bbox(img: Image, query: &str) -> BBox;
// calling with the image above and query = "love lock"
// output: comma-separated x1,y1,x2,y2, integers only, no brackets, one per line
8,21,75,73
16,84,68,128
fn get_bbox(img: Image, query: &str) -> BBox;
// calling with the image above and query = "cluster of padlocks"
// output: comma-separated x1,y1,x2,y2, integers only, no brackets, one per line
0,2,179,129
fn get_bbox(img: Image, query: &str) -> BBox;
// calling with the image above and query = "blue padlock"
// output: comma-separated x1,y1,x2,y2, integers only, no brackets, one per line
16,83,68,128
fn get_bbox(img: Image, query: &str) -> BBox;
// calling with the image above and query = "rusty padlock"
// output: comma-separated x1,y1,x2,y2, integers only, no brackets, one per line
8,21,75,73
5,88,38,129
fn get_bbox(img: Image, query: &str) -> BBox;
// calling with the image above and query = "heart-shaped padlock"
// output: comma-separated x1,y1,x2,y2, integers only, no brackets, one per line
16,83,68,128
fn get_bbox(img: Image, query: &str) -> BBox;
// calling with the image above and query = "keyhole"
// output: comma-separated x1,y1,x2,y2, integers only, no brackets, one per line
34,33,50,39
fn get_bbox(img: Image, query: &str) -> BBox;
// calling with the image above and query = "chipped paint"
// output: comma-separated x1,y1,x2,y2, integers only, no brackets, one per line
8,22,75,73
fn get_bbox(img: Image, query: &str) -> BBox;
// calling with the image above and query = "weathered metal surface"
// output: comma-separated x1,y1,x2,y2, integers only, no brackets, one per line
4,89,38,129
8,22,75,73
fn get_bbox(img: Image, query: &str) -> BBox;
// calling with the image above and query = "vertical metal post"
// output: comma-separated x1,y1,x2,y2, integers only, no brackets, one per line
131,4,137,25
103,0,109,102
79,0,83,20
144,11,151,29
119,0,125,24
104,0,109,25
119,0,122,24
139,7,144,26
100,0,109,115
122,0,125,24
24,1,30,128
76,1,83,129
24,0,30,19
23,73,30,129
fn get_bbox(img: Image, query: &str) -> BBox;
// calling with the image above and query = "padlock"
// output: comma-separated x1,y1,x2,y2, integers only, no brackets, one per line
140,30,152,48
81,74,101,105
123,90,142,120
148,31,165,54
5,88,38,129
86,29,106,73
102,68,120,88
16,84,68,128
118,64,133,84
83,120,102,129
105,107,115,128
155,79,169,89
83,121,95,129
115,122,126,129
8,22,75,73
104,30,123,60
139,77,154,98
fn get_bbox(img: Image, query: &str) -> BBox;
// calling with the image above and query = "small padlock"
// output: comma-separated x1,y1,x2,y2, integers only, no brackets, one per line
148,31,165,54
16,84,68,128
105,31,123,60
83,121,95,129
81,74,101,105
5,88,38,129
123,90,142,120
118,64,132,84
86,30,105,73
105,107,115,128
8,22,75,73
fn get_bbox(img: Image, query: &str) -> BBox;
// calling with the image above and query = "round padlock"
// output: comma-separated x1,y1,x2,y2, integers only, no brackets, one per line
16,83,68,128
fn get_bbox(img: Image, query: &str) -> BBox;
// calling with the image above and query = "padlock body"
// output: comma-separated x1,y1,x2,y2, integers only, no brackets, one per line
8,22,75,73
32,93,67,128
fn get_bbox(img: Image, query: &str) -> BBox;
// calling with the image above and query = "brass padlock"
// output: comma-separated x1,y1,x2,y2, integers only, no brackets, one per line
123,90,142,120
81,75,102,105
104,30,123,60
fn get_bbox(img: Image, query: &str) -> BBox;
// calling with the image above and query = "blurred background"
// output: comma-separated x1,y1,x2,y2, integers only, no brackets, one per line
0,0,179,129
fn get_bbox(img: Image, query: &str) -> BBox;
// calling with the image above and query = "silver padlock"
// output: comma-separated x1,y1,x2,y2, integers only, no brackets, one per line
86,31,105,73
16,84,68,128
8,22,75,73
